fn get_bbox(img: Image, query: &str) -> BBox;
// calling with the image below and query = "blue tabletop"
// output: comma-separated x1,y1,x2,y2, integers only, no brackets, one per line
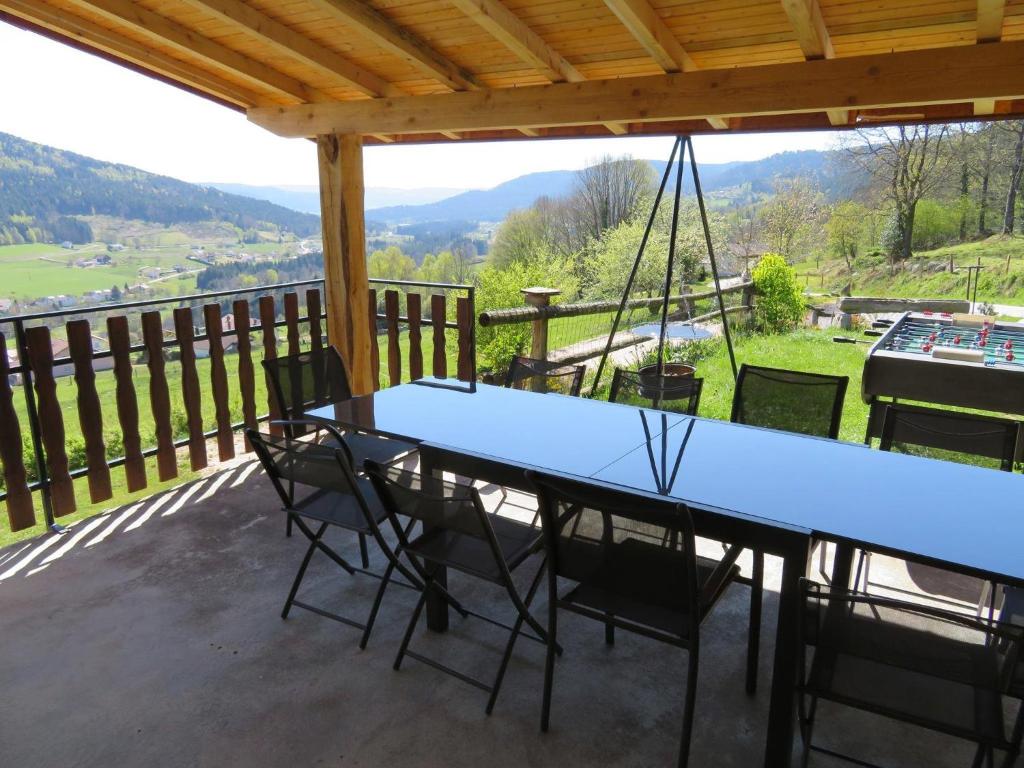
308,378,1024,585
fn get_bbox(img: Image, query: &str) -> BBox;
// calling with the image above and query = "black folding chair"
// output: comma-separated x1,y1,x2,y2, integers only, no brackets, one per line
365,461,553,715
858,403,1020,605
798,580,1024,768
248,423,423,649
505,355,586,396
262,346,416,536
731,363,849,581
528,470,760,768
609,368,704,415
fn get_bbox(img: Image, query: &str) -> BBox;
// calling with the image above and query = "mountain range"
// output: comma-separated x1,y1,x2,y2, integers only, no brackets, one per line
0,131,321,246
206,183,467,215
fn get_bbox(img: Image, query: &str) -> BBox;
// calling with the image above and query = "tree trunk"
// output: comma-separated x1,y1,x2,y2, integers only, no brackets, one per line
959,162,969,242
978,130,995,235
901,202,916,263
1003,124,1024,235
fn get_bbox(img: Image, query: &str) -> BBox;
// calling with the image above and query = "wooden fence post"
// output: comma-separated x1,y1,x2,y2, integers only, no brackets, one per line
521,287,560,365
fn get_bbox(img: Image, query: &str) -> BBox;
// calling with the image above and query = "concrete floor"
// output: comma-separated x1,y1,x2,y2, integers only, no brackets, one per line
0,460,1006,767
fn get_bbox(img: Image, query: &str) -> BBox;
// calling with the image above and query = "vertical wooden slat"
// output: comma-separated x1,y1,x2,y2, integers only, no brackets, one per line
431,294,447,378
107,316,146,492
66,319,111,503
284,291,300,357
384,289,401,387
24,326,76,516
203,304,234,462
173,307,207,471
233,299,257,451
457,296,473,382
259,296,282,436
0,331,36,531
306,288,323,354
142,311,177,481
407,293,423,381
368,288,380,391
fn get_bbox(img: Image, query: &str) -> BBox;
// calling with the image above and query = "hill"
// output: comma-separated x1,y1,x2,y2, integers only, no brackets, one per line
207,182,466,214
0,131,321,245
368,150,862,225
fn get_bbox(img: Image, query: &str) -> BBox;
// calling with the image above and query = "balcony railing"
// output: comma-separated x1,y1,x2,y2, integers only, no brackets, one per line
0,278,474,535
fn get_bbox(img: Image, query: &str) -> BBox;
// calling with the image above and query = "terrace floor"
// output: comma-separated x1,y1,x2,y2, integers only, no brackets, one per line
0,459,1000,767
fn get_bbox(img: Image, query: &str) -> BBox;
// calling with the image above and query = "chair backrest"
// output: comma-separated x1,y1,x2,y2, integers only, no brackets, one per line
365,461,516,582
262,347,352,437
527,470,701,631
801,580,1024,701
505,356,586,396
878,403,1019,471
730,364,848,439
248,423,361,509
609,368,703,415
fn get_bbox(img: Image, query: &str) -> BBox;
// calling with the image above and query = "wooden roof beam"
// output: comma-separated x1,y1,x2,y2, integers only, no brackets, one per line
176,0,400,98
0,0,263,106
601,0,727,130
978,0,1007,43
71,0,321,102
449,0,627,134
248,41,1024,137
781,0,848,126
306,0,479,92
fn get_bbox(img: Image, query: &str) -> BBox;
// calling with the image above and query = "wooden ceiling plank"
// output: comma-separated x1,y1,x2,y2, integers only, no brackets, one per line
247,40,1024,137
978,0,1008,43
602,0,697,73
305,0,480,91
70,0,320,101
176,0,399,97
0,0,264,106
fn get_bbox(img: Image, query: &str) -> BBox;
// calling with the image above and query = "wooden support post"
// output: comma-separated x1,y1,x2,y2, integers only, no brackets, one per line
317,133,372,395
521,286,560,362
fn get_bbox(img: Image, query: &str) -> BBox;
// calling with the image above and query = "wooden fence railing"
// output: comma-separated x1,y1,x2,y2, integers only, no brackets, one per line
0,277,474,535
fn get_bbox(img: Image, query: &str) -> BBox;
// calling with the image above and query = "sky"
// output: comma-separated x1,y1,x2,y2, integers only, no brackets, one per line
0,21,837,191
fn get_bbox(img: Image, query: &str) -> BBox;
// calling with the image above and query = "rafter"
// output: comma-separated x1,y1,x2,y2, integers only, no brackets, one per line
305,0,479,92
602,0,696,73
601,0,727,129
248,41,1024,138
0,0,264,106
448,0,627,134
780,0,848,126
70,0,323,102
977,0,1007,43
176,0,399,98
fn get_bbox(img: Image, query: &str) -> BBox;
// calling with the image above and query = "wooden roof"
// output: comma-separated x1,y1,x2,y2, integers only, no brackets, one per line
3,0,1024,144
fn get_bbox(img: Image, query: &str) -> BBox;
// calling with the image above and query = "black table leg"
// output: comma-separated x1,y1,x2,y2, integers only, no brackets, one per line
421,449,450,633
829,541,856,592
764,532,811,768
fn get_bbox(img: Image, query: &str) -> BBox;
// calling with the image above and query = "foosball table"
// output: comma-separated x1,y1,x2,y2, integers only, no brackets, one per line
860,311,1024,438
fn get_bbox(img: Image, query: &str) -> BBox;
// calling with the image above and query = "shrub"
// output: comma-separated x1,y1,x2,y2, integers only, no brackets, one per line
751,253,805,334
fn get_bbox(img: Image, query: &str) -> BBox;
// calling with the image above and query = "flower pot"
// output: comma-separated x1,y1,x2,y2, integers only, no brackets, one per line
636,362,696,398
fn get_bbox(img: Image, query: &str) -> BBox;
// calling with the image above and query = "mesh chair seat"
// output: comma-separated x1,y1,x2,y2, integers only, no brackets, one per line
293,482,389,532
330,431,417,467
563,537,739,639
608,368,704,415
405,514,542,583
731,364,848,439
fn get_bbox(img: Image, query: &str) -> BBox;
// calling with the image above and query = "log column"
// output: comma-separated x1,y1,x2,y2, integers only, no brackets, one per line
317,133,372,395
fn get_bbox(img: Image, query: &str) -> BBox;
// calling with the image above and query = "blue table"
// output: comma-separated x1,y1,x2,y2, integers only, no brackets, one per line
308,378,1024,767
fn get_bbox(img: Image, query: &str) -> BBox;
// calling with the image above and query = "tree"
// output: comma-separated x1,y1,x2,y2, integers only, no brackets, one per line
999,121,1024,235
367,245,416,281
489,208,547,269
758,177,823,259
825,200,866,279
751,253,805,333
572,155,655,242
843,125,952,266
727,206,761,275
